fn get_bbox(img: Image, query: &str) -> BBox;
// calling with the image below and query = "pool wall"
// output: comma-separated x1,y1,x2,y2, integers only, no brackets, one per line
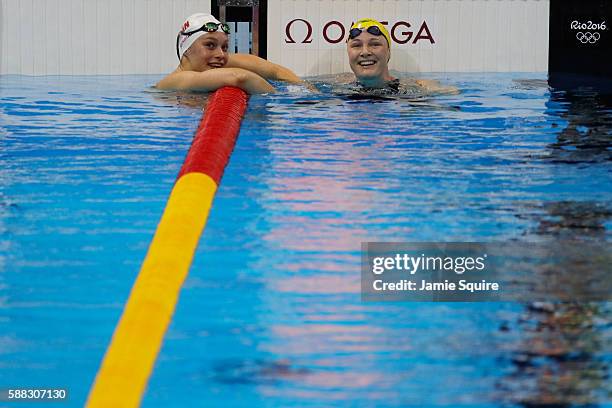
1,0,610,87
0,0,211,75
268,0,550,76
1,0,550,76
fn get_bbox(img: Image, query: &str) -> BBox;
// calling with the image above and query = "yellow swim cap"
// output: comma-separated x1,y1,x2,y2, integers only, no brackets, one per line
349,18,391,47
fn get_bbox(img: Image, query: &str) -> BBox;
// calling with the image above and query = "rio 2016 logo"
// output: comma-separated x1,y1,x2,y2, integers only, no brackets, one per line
284,19,435,45
570,20,606,44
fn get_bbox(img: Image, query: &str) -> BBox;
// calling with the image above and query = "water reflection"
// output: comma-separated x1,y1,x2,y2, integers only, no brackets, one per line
502,83,612,408
148,88,210,110
212,358,310,385
536,201,611,239
238,82,611,406
131,75,612,406
544,88,612,163
501,302,610,406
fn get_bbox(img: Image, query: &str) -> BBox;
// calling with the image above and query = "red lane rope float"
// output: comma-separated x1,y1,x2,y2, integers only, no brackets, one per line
87,87,248,408
179,87,249,182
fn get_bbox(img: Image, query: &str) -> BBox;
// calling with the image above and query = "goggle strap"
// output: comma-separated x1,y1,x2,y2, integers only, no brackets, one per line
176,22,231,60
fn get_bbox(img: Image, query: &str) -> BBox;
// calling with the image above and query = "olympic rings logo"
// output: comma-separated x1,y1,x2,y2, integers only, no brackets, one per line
576,31,601,43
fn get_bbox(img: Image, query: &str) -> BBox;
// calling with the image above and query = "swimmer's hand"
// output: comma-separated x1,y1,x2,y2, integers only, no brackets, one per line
156,68,275,94
415,79,460,95
275,70,319,93
285,82,320,94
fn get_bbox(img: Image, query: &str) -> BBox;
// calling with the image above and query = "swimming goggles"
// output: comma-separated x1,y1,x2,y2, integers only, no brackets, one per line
348,25,385,40
176,22,231,59
182,22,230,36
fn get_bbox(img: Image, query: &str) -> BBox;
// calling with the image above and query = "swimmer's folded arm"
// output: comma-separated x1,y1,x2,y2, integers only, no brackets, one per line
226,53,317,91
155,67,275,94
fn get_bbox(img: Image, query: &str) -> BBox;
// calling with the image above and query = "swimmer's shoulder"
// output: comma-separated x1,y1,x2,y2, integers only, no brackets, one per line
154,70,218,91
335,72,357,84
388,72,458,95
155,69,189,89
412,78,460,95
156,73,176,90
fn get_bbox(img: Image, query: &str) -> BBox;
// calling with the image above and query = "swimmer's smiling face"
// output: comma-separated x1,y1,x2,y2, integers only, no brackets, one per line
347,31,393,86
182,32,229,71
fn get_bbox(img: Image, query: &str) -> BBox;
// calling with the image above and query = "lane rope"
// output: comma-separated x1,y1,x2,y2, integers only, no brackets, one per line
86,87,249,408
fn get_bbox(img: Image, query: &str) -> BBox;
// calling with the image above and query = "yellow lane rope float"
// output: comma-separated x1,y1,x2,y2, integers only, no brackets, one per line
86,87,249,408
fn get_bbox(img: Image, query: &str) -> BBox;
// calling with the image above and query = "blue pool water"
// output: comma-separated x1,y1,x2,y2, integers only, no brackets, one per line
1,73,611,407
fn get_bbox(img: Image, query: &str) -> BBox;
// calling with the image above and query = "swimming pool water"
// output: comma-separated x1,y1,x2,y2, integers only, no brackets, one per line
1,73,611,407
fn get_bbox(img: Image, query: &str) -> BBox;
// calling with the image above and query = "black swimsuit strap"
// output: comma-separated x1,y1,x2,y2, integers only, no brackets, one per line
386,79,400,92
355,78,401,94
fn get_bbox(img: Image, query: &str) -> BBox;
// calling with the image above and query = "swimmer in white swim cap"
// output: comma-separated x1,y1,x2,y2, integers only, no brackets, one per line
157,13,306,93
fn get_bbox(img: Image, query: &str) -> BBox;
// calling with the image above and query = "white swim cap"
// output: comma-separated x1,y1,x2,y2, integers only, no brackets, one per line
176,13,228,60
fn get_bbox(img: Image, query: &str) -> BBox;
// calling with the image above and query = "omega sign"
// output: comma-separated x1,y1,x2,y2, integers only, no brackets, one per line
285,19,435,45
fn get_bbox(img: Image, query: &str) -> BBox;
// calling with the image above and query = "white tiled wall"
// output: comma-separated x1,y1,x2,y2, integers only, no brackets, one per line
1,0,549,75
1,0,211,74
267,0,550,76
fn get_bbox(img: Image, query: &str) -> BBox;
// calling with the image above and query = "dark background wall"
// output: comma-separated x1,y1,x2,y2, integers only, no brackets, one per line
549,0,611,90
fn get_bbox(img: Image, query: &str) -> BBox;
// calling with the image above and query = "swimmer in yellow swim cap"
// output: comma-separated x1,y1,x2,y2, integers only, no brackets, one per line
346,19,396,89
345,18,458,95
